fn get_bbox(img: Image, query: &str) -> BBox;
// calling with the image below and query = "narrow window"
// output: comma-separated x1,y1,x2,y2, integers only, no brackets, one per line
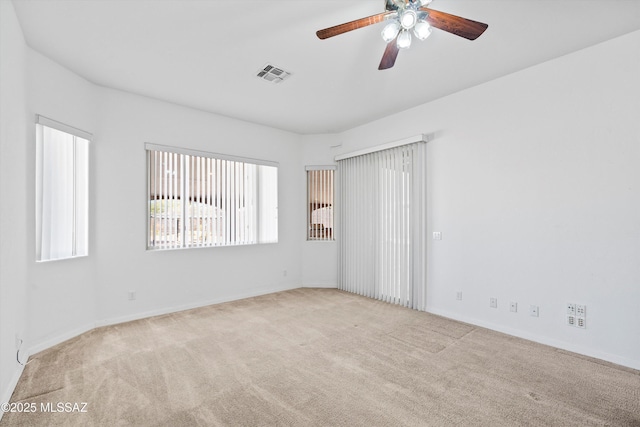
146,144,278,250
306,166,335,241
35,116,90,261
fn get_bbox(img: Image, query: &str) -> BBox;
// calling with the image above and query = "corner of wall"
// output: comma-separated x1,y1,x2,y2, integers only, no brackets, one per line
0,0,30,411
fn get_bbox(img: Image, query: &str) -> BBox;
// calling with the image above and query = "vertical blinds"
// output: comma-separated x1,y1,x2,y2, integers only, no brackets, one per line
146,145,278,250
338,142,427,311
306,167,335,241
35,119,90,262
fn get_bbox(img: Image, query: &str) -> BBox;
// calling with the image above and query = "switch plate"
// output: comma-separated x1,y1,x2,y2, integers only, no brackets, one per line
128,290,136,301
510,302,517,312
433,231,442,240
490,297,497,308
567,303,576,315
456,291,463,301
530,305,539,317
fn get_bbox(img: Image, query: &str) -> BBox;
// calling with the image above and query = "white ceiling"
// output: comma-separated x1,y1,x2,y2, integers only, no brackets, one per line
12,0,640,135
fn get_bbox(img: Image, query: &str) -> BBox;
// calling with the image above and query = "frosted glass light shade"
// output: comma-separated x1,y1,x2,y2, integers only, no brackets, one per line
400,9,417,29
381,21,401,43
397,30,412,49
413,21,432,40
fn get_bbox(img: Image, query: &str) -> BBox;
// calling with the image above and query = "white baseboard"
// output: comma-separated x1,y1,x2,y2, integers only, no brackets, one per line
0,361,25,423
95,284,300,328
28,322,95,356
302,282,337,289
427,307,640,371
26,285,300,359
4,283,297,421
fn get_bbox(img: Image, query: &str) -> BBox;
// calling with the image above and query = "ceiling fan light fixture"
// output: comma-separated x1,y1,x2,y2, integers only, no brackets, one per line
400,9,418,29
381,21,401,43
316,1,488,70
413,21,432,40
397,30,412,49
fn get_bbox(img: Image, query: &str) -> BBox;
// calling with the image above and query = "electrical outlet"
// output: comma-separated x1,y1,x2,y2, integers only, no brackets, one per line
575,304,586,329
283,270,288,277
490,297,497,308
433,231,442,240
529,305,539,317
456,291,463,301
128,290,136,301
567,303,586,328
510,302,517,313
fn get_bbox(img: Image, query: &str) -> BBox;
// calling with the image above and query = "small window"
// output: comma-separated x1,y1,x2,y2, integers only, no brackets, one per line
146,144,278,250
306,167,335,241
35,116,90,261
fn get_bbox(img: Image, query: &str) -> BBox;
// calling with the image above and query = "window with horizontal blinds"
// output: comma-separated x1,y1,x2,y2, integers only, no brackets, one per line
35,116,90,262
306,166,335,241
146,144,278,250
337,142,426,311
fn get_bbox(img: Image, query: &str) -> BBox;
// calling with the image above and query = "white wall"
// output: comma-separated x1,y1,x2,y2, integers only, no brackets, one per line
26,49,99,353
300,134,340,288
1,8,307,402
1,32,306,403
92,88,304,325
330,30,640,369
0,0,29,412
22,51,305,346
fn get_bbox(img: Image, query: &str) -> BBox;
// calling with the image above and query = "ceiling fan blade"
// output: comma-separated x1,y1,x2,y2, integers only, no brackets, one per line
317,12,392,40
420,7,488,40
378,38,400,70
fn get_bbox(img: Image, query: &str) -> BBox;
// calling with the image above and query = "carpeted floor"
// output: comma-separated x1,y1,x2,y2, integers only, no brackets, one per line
2,288,639,426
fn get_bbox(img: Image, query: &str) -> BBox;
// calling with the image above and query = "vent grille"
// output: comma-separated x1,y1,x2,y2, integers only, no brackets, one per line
256,64,292,84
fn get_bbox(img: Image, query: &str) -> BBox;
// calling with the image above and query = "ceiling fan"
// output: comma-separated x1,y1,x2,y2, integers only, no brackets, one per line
316,0,488,70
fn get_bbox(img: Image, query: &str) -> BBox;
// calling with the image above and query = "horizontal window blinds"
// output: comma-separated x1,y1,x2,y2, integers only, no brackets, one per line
338,142,426,311
147,146,277,250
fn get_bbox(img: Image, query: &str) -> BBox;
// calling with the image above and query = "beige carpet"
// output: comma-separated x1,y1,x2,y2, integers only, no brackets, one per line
2,288,639,426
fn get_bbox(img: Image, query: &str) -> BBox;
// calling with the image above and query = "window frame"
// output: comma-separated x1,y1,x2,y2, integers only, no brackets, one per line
35,115,91,262
305,166,336,242
145,143,278,251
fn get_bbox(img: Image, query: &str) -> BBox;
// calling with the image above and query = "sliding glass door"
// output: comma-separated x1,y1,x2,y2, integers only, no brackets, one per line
338,142,426,310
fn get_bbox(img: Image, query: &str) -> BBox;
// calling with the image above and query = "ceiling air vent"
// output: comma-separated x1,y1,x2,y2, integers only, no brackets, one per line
256,64,292,84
